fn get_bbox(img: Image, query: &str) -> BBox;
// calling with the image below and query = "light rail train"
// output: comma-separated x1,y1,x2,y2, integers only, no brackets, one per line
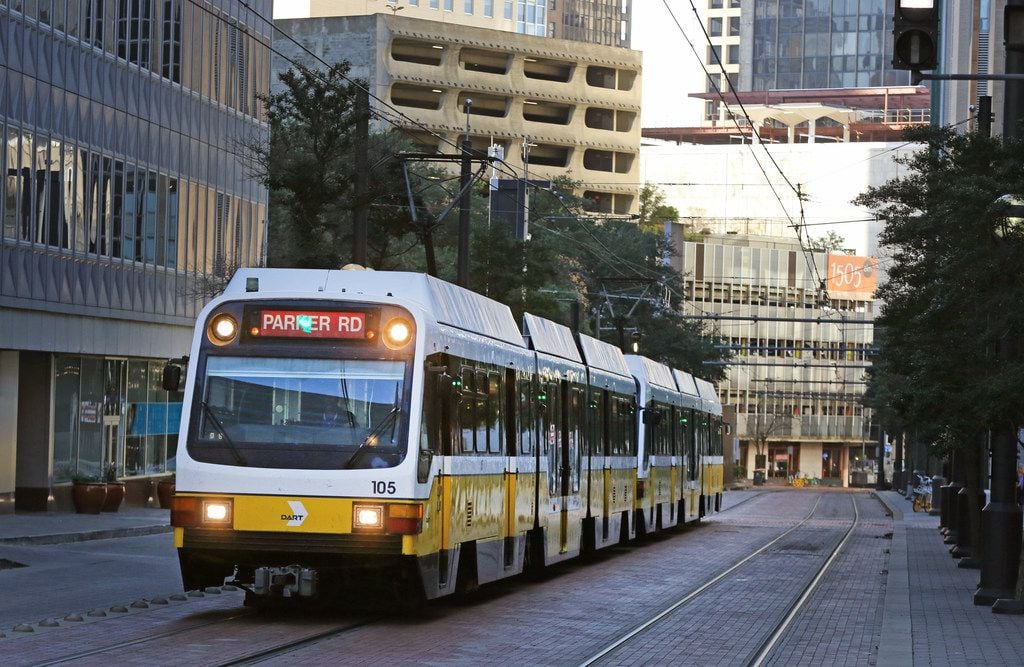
165,268,724,603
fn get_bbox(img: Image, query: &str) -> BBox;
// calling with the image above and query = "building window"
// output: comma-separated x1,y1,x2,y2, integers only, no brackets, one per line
727,44,739,64
505,0,512,19
709,17,722,37
707,44,721,64
729,16,739,36
445,0,454,10
465,0,473,12
484,0,493,16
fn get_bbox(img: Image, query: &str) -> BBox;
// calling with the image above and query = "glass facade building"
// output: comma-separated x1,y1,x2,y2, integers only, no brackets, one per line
748,0,909,90
0,0,269,510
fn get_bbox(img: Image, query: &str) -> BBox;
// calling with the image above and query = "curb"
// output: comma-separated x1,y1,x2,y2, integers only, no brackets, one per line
0,524,173,546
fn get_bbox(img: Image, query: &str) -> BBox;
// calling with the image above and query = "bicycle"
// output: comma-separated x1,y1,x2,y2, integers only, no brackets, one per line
911,473,933,512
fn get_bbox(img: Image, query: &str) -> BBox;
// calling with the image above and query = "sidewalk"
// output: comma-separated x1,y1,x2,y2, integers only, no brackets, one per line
0,507,170,545
875,489,1024,666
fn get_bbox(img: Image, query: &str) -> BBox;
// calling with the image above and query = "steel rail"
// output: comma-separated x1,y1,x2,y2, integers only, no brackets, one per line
215,619,377,666
578,494,825,666
746,493,861,666
33,609,252,666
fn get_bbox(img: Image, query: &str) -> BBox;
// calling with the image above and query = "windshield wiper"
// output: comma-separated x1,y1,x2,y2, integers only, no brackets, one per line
201,401,248,466
344,407,401,469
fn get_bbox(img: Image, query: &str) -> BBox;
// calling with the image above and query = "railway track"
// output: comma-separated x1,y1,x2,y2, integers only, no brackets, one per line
579,492,862,666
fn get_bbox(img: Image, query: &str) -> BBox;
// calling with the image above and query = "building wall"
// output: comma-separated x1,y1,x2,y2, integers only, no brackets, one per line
280,0,633,47
0,0,271,506
739,0,910,92
641,140,918,258
667,232,877,487
274,13,643,213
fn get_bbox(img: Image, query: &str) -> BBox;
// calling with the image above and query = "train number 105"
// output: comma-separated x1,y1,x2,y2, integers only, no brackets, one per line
372,481,396,495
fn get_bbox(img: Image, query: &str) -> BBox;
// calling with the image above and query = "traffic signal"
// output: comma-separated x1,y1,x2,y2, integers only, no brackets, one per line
892,0,939,71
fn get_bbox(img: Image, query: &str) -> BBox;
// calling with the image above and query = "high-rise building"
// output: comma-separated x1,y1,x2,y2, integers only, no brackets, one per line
274,13,643,214
276,0,632,47
0,0,270,511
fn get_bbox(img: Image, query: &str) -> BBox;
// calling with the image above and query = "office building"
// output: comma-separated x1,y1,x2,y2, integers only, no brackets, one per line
0,0,271,510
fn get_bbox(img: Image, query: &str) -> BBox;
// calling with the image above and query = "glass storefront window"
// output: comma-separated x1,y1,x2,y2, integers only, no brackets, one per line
53,355,82,482
49,354,182,481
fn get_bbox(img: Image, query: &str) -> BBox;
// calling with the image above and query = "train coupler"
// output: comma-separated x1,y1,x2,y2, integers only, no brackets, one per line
252,565,318,598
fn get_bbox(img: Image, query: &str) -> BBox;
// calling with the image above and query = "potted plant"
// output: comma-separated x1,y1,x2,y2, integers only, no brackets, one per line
156,474,175,509
71,473,107,514
102,463,125,512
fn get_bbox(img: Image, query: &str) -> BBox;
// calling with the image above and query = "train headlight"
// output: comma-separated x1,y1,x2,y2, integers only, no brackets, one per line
208,314,238,345
382,318,413,350
202,499,233,526
353,504,384,532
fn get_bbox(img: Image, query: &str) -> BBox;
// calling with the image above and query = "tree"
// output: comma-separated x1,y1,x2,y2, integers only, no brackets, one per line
244,63,424,269
856,125,1024,595
807,231,851,253
247,65,729,377
638,182,680,234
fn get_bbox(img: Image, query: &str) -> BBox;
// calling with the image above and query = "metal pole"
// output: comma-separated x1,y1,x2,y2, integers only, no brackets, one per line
352,87,369,267
457,100,473,288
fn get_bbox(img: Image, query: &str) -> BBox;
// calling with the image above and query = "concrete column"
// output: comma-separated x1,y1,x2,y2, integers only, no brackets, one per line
787,124,795,143
16,352,53,511
0,352,19,513
807,118,816,144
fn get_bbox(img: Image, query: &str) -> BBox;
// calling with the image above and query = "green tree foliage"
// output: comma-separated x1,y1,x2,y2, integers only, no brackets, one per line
638,182,680,234
254,65,728,378
806,231,851,253
249,63,423,269
856,126,1024,444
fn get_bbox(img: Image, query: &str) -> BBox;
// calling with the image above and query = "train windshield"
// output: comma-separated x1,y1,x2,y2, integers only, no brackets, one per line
189,356,408,470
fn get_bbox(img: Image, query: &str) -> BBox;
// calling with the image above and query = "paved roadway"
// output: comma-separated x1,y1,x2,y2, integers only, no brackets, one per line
2,490,1024,665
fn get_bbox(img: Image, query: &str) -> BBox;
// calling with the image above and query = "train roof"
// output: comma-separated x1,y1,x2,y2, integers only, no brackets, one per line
577,333,632,378
672,369,701,398
695,378,723,416
624,355,677,392
521,313,583,363
226,268,524,347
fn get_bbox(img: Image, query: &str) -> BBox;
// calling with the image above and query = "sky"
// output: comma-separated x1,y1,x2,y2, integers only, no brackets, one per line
632,1,707,128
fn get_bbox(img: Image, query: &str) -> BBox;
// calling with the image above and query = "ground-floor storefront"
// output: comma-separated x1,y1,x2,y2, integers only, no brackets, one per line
0,350,186,511
740,440,880,488
0,305,192,512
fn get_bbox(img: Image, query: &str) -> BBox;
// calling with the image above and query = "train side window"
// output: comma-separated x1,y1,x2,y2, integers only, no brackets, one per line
459,368,475,453
688,409,698,480
569,386,584,492
505,369,518,456
474,370,488,454
487,372,502,454
518,377,533,455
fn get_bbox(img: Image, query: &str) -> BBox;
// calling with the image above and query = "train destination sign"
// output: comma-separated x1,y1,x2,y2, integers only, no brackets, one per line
256,310,367,339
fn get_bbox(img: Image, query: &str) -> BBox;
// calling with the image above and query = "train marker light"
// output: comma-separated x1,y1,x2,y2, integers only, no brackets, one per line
386,503,424,534
171,496,201,527
353,504,385,531
382,318,413,349
208,314,238,344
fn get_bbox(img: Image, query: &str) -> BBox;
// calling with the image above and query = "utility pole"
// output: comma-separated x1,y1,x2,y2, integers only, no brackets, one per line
352,87,369,267
457,99,473,288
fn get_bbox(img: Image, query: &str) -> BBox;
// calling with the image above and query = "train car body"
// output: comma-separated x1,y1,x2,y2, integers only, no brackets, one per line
695,377,725,512
168,268,724,603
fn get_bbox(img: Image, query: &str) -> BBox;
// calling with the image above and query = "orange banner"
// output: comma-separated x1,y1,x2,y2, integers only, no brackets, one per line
827,254,878,297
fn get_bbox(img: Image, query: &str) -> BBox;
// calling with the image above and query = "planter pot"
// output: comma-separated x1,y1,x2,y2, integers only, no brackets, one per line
72,482,108,515
102,482,126,512
156,480,175,509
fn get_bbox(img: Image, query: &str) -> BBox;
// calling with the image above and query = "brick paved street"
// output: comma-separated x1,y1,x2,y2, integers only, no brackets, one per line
5,490,1024,665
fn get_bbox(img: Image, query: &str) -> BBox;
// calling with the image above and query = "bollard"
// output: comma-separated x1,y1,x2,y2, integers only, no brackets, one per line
930,476,946,516
951,486,971,556
943,481,963,542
